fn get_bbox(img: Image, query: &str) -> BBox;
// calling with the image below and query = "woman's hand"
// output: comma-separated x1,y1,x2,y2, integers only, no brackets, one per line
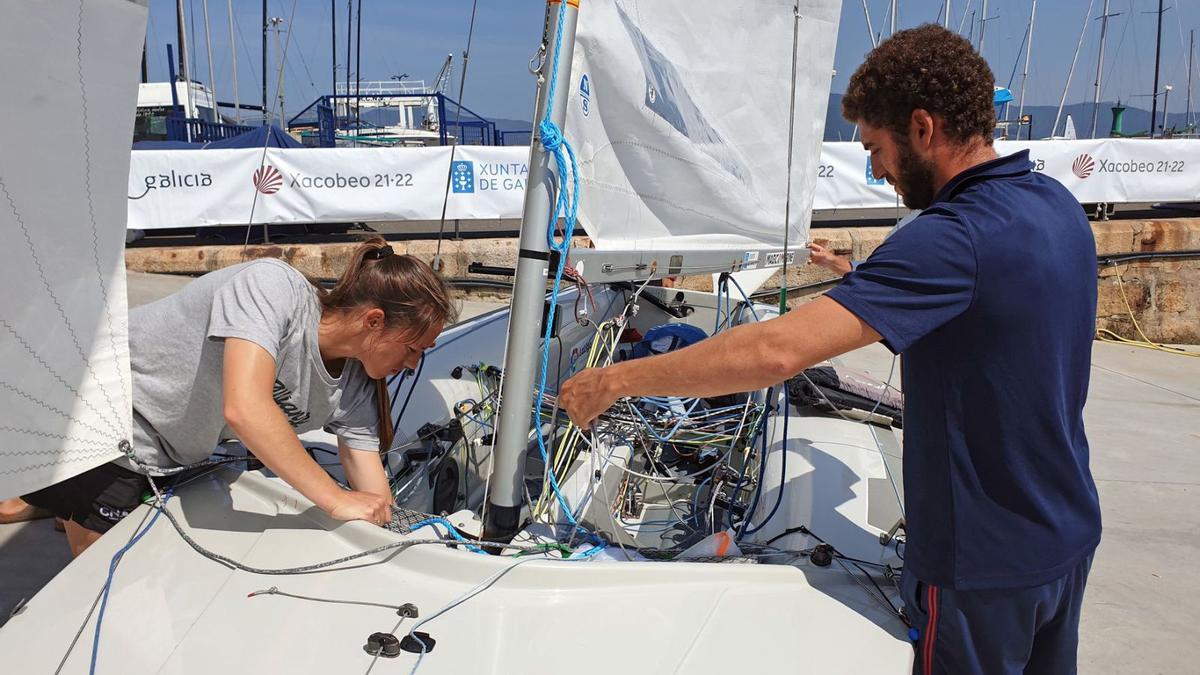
324,489,393,526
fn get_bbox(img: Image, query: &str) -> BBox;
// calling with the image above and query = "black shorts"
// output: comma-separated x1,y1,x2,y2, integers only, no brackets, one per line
22,461,151,534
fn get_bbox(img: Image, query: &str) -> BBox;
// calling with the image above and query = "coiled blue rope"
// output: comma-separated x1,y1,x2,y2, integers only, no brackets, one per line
528,0,603,557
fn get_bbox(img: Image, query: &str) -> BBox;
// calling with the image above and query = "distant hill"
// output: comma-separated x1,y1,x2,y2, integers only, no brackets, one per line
456,97,1179,145
824,93,1176,141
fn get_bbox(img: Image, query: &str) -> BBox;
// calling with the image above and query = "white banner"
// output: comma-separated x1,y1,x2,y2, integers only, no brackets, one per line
813,139,1200,210
127,140,1200,230
127,146,531,230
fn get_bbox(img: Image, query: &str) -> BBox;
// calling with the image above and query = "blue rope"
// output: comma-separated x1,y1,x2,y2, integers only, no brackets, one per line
411,518,488,555
90,488,173,675
527,0,604,558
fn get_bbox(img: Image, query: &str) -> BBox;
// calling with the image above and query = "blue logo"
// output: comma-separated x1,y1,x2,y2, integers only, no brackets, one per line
579,74,591,117
451,161,475,193
865,157,886,186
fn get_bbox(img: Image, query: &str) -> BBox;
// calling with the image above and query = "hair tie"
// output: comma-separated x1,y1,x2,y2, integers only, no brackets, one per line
364,245,394,261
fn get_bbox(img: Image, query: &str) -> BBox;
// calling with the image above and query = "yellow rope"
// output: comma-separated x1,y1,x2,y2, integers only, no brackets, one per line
1096,263,1199,357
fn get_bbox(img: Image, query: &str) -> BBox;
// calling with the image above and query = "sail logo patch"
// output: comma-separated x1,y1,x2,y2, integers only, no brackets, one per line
579,74,592,117
451,161,475,193
253,165,283,194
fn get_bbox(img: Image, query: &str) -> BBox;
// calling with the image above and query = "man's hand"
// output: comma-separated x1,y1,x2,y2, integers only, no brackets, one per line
324,489,393,526
807,242,853,275
556,297,882,429
558,366,619,430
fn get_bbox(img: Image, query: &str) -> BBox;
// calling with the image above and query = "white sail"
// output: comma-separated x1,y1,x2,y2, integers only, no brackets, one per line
565,0,842,251
0,0,148,495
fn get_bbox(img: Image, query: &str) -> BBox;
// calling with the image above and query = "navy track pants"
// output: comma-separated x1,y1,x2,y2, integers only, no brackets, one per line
900,553,1094,675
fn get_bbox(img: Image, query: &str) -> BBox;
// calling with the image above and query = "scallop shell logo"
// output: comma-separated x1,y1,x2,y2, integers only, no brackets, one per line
1072,154,1095,179
252,165,283,194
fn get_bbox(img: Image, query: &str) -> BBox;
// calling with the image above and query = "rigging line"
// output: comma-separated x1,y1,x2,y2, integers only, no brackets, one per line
241,0,301,258
779,2,801,315
957,0,973,36
248,585,414,613
404,556,549,675
53,505,156,675
1053,0,1096,137
231,10,263,91
432,0,481,271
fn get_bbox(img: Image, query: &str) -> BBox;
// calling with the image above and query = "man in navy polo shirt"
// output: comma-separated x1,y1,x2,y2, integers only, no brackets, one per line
559,23,1101,675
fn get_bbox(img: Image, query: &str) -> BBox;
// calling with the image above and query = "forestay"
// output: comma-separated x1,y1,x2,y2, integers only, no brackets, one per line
565,0,842,251
0,0,148,494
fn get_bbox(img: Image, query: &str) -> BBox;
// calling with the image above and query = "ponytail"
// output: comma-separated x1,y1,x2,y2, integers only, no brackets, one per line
315,236,458,337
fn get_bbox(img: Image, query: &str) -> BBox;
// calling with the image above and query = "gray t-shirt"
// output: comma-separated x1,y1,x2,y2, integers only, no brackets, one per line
124,259,380,471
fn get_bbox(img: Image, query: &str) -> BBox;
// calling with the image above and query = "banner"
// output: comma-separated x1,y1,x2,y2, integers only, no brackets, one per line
815,139,1200,211
127,140,1200,230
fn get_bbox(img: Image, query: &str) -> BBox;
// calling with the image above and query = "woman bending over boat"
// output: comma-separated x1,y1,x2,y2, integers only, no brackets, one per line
16,238,455,556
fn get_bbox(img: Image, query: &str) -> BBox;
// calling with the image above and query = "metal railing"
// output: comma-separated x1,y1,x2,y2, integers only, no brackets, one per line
334,80,430,96
166,116,254,143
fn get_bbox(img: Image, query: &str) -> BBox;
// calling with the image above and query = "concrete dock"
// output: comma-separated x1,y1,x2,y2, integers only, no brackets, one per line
1,272,1197,674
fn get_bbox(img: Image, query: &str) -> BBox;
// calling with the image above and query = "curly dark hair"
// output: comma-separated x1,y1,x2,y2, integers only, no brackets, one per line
842,24,995,144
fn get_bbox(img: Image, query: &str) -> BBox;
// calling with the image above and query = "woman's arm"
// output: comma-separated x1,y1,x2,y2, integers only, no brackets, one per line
338,440,391,500
222,338,392,525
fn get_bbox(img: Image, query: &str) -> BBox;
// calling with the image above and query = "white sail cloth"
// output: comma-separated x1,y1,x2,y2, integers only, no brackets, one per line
0,0,148,495
565,0,842,251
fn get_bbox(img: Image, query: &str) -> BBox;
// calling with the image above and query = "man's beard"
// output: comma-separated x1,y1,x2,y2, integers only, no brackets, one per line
895,139,936,210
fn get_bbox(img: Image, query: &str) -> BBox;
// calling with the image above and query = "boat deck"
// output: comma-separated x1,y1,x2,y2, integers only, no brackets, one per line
2,272,1197,674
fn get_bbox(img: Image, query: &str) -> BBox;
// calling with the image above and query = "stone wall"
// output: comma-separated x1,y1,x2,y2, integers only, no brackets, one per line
125,218,1200,344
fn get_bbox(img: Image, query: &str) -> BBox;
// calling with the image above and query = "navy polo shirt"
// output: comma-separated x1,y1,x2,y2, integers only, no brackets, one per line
827,150,1101,590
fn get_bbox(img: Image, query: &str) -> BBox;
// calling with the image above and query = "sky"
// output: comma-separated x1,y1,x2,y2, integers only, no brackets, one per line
143,1,1200,124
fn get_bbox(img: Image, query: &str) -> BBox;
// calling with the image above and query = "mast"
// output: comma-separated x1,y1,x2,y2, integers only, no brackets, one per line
228,0,240,124
890,0,897,36
1053,0,1095,138
978,0,987,54
331,0,337,114
175,0,193,118
202,0,217,122
355,0,363,134
944,1,951,29
261,0,268,123
1149,0,1165,138
1188,30,1195,130
1017,1,1036,132
483,0,580,543
271,17,285,122
1090,0,1120,138
346,0,352,131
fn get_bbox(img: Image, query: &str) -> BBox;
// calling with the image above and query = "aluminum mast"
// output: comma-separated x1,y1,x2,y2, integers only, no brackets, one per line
483,0,581,542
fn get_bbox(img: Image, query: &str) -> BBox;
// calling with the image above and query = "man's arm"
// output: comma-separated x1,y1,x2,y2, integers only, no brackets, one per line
338,439,391,501
222,338,392,525
558,296,881,428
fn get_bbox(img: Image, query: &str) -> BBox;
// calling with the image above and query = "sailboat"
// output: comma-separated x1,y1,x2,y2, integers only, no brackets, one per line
0,1,913,672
